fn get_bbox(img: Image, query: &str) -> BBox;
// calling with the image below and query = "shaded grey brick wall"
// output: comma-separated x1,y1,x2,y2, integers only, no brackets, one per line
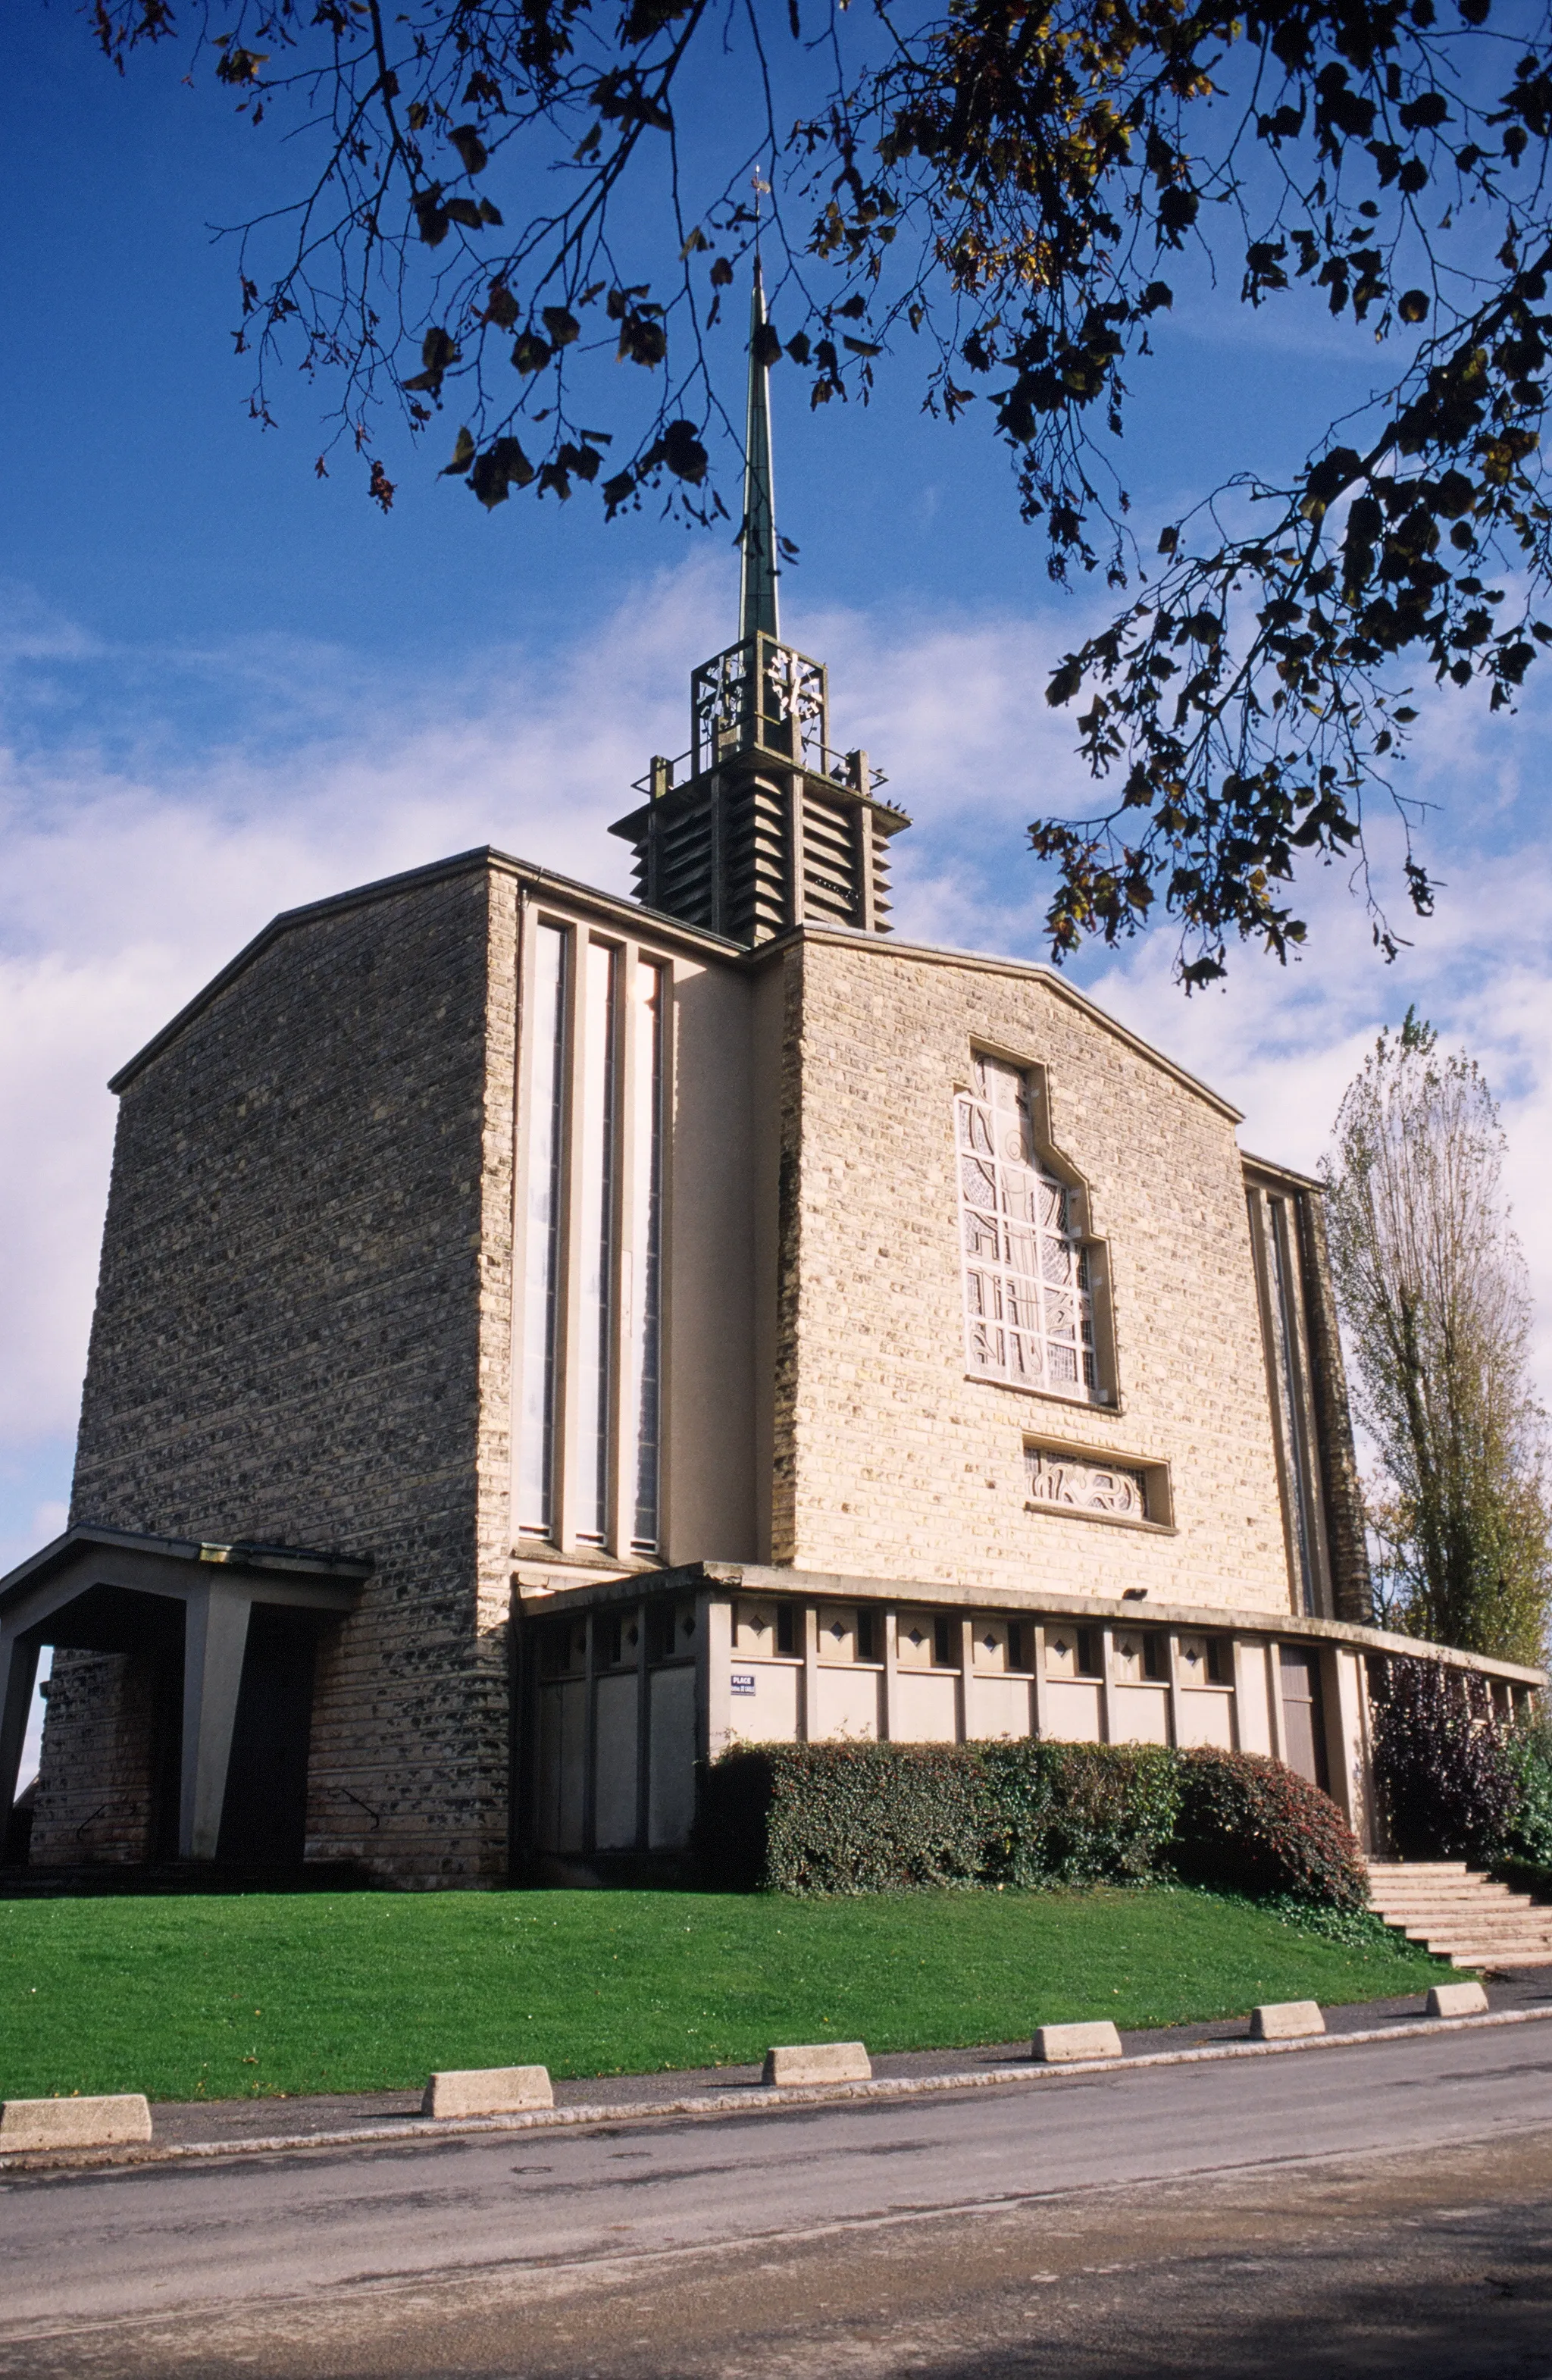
36,861,507,1882
30,1653,159,1863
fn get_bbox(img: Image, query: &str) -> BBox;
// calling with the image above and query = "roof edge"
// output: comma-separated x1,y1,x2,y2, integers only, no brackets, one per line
0,1522,375,1611
1241,1148,1326,1195
759,925,1245,1126
108,848,744,1094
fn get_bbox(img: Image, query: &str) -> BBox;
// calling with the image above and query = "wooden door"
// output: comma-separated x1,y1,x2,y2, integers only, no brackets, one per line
1279,1646,1328,1790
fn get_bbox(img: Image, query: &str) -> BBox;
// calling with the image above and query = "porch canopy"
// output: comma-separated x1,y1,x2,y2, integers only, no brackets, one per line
0,1524,372,1862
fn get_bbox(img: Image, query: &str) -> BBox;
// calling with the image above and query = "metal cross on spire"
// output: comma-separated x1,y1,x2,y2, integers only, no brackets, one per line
738,242,780,644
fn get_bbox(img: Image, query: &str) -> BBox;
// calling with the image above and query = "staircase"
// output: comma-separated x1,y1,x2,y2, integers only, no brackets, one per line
1366,1860,1552,1969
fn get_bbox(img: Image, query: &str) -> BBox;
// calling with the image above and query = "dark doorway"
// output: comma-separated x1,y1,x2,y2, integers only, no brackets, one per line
2,1777,36,1867
149,1643,185,1861
1279,1645,1329,1790
217,1611,318,1865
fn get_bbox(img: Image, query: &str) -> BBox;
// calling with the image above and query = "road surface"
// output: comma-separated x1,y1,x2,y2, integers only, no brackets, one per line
2,2023,1550,2375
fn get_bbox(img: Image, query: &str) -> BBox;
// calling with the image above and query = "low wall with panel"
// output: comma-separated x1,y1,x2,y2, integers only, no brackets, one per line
521,1565,1545,1869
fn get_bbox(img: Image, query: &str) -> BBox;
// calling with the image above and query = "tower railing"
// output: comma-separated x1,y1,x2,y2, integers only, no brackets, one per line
632,741,891,801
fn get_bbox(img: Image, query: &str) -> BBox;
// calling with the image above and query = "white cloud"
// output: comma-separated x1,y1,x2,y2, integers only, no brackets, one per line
0,563,724,1458
3,565,1550,1533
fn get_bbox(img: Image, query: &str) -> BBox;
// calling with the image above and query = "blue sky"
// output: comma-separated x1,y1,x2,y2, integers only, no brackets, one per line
5,8,1552,1771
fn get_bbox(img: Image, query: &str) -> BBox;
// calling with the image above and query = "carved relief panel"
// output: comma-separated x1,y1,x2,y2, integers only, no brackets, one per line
1025,1446,1149,1519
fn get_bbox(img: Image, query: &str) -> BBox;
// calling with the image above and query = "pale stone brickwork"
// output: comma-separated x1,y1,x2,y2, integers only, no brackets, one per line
36,860,510,1883
474,872,521,1752
770,933,1300,1611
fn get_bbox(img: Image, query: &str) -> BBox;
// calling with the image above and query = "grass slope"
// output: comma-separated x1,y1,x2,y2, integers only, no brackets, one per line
0,1885,1442,2103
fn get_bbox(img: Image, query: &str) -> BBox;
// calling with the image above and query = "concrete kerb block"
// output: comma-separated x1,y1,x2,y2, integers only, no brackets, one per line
422,2066,554,2119
0,2095,153,2152
1032,2021,1123,2064
762,2042,872,2087
1250,2001,1325,2040
1427,1981,1490,2018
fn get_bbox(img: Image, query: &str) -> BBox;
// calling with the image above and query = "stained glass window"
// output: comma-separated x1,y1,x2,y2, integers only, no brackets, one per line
956,1054,1099,1398
517,922,568,1535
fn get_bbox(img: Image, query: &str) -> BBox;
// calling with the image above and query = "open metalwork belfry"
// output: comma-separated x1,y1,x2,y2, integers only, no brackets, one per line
610,263,909,944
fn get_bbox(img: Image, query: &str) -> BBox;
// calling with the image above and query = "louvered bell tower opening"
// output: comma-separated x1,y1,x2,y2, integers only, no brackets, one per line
609,632,909,944
609,260,909,946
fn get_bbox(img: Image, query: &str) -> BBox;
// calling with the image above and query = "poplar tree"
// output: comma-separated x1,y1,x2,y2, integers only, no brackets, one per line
1323,1011,1550,1665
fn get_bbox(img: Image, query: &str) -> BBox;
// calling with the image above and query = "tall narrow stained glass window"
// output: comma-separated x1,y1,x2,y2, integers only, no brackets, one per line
956,1054,1098,1397
628,961,665,1551
517,922,568,1534
1263,1191,1319,1614
574,941,618,1544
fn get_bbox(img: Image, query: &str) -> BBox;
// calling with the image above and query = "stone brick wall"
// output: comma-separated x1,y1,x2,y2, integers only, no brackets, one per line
30,1653,158,1864
474,875,521,1842
774,933,1300,1612
39,858,508,1883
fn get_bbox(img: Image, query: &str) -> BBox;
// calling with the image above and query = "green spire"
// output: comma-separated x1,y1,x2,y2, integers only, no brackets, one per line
739,258,779,643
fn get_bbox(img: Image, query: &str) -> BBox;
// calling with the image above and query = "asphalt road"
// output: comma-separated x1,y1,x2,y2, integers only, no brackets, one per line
2,2024,1550,2378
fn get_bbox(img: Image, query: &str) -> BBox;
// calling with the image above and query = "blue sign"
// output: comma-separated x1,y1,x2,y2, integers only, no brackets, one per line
731,1672,756,1695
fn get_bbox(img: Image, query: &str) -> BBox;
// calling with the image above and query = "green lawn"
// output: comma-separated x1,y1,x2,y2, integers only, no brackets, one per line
0,1885,1444,2103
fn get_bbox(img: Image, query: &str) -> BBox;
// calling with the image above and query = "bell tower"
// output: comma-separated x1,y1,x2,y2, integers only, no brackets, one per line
609,261,909,944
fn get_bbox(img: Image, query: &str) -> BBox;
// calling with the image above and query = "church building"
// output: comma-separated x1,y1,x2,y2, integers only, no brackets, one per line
2,278,1541,1886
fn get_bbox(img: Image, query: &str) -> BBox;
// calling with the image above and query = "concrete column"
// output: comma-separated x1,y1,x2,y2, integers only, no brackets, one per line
555,922,587,1554
801,1604,819,1743
607,939,638,1560
1324,1647,1371,1843
179,1585,252,1860
1031,1624,1051,1742
787,773,806,925
581,1611,598,1855
702,1593,733,1764
881,1608,899,1742
958,1616,975,1743
1228,1637,1260,1753
634,1592,652,1852
1266,1642,1291,1764
854,790,876,932
1098,1627,1116,1745
1164,1630,1186,1749
0,1632,42,1849
709,775,724,938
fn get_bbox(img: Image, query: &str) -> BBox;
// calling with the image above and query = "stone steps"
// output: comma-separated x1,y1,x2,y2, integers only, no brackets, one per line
1366,1859,1552,1970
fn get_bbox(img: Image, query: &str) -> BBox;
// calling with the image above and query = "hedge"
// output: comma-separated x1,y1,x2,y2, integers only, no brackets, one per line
1172,1747,1369,1910
694,1740,1368,1908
